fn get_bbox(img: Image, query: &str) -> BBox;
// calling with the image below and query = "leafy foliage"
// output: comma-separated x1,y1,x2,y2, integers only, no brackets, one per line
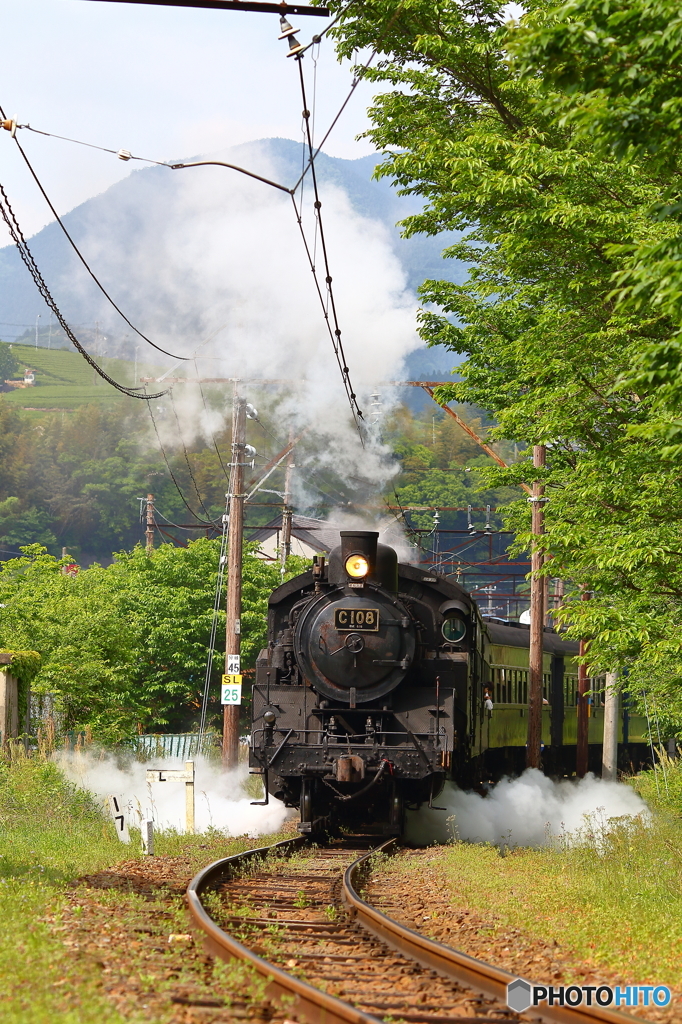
0,540,306,741
0,342,18,384
325,0,682,732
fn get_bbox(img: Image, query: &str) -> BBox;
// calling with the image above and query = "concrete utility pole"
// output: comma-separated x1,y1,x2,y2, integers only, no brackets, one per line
526,444,546,769
145,494,154,554
280,428,295,579
602,670,619,781
576,589,592,777
224,388,247,768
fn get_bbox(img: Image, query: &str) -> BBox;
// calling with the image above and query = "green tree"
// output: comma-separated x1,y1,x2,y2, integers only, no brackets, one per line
0,540,308,741
0,342,18,383
325,0,682,732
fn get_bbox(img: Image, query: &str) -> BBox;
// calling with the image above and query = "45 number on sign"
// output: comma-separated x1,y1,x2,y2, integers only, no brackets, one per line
222,674,242,705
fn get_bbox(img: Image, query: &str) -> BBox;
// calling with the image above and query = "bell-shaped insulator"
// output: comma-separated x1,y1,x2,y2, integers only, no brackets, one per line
286,34,305,56
278,16,298,39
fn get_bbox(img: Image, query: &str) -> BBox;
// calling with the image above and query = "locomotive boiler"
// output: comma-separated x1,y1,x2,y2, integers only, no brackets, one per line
248,530,650,835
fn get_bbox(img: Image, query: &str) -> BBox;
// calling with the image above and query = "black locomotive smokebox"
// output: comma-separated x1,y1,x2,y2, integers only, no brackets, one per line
328,531,398,591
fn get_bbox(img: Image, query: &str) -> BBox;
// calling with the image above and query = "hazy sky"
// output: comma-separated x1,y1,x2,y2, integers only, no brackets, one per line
0,0,376,237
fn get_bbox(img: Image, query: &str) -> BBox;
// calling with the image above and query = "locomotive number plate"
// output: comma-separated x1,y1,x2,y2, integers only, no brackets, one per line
334,607,380,631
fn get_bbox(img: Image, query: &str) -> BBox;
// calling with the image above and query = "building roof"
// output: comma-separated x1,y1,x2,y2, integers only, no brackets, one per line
246,514,340,554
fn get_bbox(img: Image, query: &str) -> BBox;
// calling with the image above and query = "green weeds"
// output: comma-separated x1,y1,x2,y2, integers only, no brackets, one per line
0,749,292,1023
389,805,682,984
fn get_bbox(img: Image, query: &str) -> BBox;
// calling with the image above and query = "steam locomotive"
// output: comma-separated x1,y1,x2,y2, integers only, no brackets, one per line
249,531,648,835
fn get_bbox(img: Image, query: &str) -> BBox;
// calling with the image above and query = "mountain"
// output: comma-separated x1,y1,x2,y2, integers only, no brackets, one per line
0,138,465,385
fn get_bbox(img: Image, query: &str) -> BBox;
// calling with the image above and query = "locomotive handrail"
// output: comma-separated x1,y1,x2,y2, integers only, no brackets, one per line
251,727,448,743
343,845,637,1024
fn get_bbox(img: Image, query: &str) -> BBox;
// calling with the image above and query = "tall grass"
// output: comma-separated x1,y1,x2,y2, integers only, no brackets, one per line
627,748,682,814
0,747,286,1023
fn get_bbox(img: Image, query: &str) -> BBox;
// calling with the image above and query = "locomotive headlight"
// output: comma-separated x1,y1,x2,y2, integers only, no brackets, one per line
345,554,369,579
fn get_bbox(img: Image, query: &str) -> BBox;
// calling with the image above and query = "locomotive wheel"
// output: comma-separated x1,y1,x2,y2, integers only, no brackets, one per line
300,778,313,824
388,782,404,835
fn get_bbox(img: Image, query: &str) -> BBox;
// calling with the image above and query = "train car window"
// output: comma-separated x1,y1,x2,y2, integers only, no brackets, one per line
442,615,467,643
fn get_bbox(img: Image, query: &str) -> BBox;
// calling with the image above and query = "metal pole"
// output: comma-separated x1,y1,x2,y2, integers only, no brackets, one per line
602,670,619,781
576,590,591,777
526,444,546,769
224,387,246,769
145,494,154,554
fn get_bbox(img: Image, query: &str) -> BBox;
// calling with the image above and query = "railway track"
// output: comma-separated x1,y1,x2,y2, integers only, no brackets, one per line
187,837,636,1024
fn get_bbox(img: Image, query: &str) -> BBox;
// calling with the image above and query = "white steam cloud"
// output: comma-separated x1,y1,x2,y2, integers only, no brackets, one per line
57,750,288,837
404,769,650,848
69,140,423,506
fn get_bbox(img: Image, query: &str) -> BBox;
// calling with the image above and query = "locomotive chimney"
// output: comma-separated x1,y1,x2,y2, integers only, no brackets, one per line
328,531,397,590
340,531,379,571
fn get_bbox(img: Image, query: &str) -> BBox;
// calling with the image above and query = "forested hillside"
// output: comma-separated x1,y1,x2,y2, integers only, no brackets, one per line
0,390,515,562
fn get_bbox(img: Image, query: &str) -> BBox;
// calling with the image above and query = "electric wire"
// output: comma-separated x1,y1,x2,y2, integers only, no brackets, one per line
19,124,171,165
294,55,364,435
0,102,189,362
253,414,348,505
0,180,167,399
151,506,200,532
169,387,214,520
147,400,219,525
198,503,229,743
291,1,408,191
194,359,232,483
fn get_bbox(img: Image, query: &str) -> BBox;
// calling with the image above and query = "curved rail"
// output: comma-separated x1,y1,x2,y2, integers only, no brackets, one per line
186,835,383,1024
188,836,638,1024
342,841,635,1024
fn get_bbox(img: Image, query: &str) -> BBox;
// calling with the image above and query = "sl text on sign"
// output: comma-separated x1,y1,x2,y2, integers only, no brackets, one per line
222,674,243,705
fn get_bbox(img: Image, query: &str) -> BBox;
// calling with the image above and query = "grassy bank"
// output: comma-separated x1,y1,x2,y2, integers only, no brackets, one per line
0,750,285,1024
386,765,682,988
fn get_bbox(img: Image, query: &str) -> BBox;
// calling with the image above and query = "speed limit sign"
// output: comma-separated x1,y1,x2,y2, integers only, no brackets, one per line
221,674,243,705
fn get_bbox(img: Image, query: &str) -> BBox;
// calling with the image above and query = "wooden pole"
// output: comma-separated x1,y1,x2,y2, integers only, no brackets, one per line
223,388,246,769
576,590,592,777
526,444,546,769
145,493,154,554
602,670,619,782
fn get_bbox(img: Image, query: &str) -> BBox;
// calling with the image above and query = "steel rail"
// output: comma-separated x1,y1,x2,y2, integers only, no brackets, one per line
186,835,384,1024
342,841,636,1024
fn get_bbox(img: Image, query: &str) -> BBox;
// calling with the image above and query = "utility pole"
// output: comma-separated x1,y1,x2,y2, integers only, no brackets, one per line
280,428,295,579
526,444,546,769
602,670,619,781
576,589,592,777
145,494,154,554
224,387,247,769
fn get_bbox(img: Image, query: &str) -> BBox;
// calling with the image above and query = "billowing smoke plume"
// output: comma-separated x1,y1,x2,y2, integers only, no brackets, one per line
66,140,424,506
404,769,650,848
57,750,289,837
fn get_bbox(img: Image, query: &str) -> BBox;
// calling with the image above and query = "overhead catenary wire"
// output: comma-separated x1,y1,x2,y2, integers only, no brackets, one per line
291,1,407,191
1,15,375,425
293,54,364,436
0,104,189,363
0,180,168,400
